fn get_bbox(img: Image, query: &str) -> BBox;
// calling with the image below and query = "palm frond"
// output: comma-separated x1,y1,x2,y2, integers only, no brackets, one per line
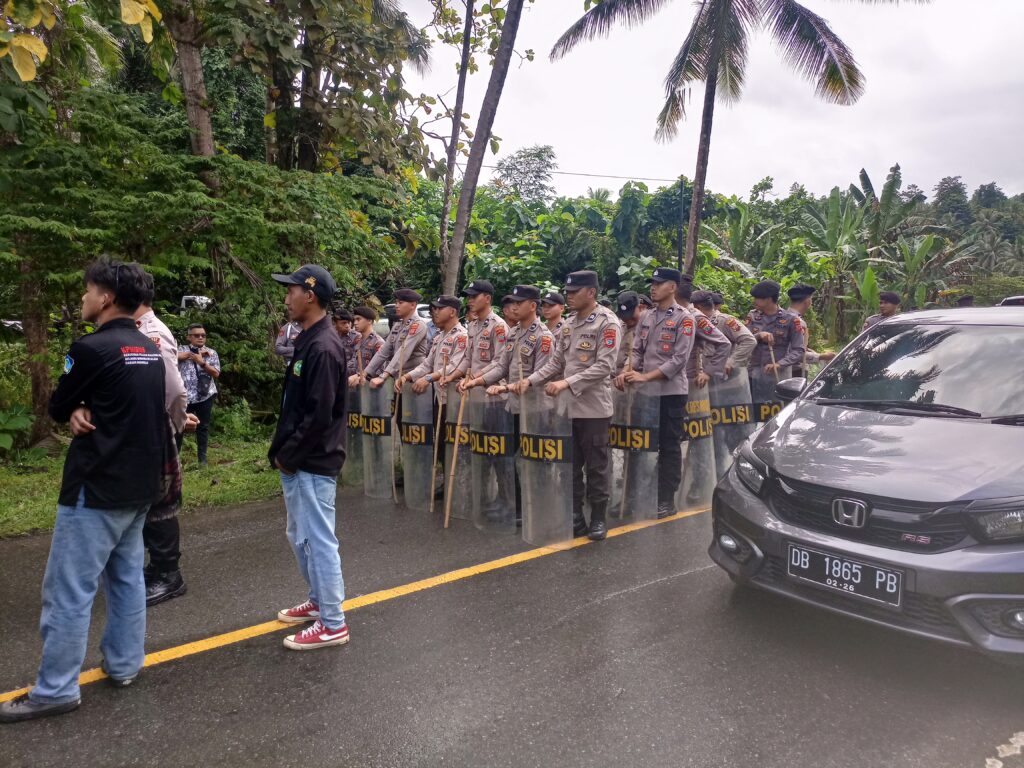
373,0,431,73
716,0,759,103
761,0,864,105
551,0,674,60
655,89,688,141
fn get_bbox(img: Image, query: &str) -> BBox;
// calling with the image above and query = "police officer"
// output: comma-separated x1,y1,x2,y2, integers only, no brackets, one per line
613,291,646,377
364,288,430,389
456,280,508,389
514,270,620,541
346,306,385,385
745,280,806,397
400,296,468,405
691,291,755,377
541,291,565,336
786,284,835,377
332,307,361,374
685,293,732,387
863,291,902,330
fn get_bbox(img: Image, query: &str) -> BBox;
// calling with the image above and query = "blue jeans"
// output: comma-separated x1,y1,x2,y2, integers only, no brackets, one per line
280,471,346,629
31,489,148,704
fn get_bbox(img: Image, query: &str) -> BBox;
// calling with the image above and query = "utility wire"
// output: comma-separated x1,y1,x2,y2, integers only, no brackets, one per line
480,164,680,184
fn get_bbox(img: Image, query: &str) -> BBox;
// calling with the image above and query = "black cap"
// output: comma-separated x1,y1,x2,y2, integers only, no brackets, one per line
616,291,641,318
461,279,494,296
271,264,337,304
541,291,565,306
879,291,901,305
639,294,654,309
565,270,599,292
394,287,422,303
711,292,724,306
430,295,461,310
332,306,353,321
353,305,377,321
651,267,682,284
750,280,781,301
691,290,715,306
502,284,541,303
787,283,816,302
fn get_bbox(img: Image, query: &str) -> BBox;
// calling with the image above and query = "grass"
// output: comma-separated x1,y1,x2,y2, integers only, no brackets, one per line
0,435,282,538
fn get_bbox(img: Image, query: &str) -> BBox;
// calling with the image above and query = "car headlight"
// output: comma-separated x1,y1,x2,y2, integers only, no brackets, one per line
735,454,767,496
966,505,1024,543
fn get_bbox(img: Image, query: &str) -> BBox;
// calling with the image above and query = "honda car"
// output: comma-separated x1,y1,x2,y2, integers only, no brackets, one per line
710,308,1024,661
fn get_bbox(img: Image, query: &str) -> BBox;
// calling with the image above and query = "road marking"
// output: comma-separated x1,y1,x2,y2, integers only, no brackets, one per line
0,508,708,703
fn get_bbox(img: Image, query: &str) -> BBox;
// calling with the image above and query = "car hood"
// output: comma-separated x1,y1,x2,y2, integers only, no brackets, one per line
752,401,1024,503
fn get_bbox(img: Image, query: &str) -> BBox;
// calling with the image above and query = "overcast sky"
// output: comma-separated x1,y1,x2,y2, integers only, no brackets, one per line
403,0,1024,201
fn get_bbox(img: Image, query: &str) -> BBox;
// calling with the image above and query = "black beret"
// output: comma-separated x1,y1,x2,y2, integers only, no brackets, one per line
353,305,377,321
787,283,816,302
332,306,353,321
750,280,781,300
394,287,422,303
691,290,715,306
711,292,724,305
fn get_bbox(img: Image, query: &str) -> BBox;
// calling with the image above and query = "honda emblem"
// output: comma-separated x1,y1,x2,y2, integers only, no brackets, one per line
832,498,868,528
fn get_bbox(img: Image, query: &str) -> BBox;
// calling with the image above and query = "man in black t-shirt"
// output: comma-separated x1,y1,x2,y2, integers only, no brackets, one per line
1,260,166,724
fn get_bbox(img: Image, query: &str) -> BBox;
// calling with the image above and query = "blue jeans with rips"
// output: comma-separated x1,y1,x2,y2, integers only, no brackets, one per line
280,471,346,630
31,489,148,704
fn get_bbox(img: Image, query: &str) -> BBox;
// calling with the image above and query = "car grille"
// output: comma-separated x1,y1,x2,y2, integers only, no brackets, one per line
754,554,967,642
767,474,969,552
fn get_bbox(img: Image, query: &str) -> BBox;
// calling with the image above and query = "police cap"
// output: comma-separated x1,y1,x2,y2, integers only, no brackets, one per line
502,284,541,303
598,298,613,308
541,291,565,306
787,283,816,302
271,264,337,304
616,291,641,319
564,270,599,292
651,267,682,284
750,280,781,301
461,279,495,296
394,287,422,303
430,295,461,310
639,295,655,309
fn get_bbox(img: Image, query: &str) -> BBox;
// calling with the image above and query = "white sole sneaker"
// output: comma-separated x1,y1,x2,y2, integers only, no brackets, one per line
282,632,350,651
277,610,320,624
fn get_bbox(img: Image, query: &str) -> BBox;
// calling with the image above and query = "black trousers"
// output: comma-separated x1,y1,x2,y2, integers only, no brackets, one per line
657,394,687,505
572,417,611,523
176,395,215,462
144,517,181,573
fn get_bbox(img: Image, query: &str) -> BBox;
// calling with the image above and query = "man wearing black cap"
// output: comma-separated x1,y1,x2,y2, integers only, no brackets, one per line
612,291,646,378
541,291,565,336
469,286,555,398
400,296,468,404
691,290,755,377
786,284,834,376
456,279,508,390
269,265,351,651
346,306,385,385
745,280,806,408
364,288,430,388
863,291,902,330
515,270,620,540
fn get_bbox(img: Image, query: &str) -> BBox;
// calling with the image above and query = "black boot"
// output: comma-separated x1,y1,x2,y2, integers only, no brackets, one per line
588,503,607,541
572,506,588,537
146,570,187,607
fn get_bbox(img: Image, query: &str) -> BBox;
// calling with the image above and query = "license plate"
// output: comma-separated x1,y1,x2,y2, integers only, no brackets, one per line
787,543,903,608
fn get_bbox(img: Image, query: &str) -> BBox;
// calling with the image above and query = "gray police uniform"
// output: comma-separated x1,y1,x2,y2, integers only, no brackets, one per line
711,311,756,373
863,313,887,331
352,331,385,376
684,310,732,380
456,310,508,378
479,320,555,413
407,323,468,405
529,303,621,524
365,317,430,379
340,330,361,377
745,308,806,420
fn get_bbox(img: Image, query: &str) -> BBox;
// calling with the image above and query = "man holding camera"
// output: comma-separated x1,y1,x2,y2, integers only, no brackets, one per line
176,324,221,465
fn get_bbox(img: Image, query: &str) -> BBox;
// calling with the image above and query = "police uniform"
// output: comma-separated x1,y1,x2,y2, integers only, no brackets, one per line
529,271,620,537
862,313,884,331
711,310,756,373
352,330,385,375
479,287,555,413
364,291,431,379
456,310,508,377
614,291,643,375
340,329,362,377
685,309,732,379
407,322,468,405
745,281,806,422
541,291,566,337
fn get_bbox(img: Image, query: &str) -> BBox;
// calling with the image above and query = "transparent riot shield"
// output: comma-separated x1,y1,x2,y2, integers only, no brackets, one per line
360,384,393,499
341,385,363,487
608,382,660,520
400,388,435,511
442,383,473,522
469,388,517,533
709,369,754,479
678,378,717,512
749,364,790,427
517,388,573,546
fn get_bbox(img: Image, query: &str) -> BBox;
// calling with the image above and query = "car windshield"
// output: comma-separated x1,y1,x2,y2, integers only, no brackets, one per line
804,322,1024,418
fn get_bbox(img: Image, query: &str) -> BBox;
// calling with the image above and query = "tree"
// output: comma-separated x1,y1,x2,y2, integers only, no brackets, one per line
971,182,1007,211
551,0,922,276
932,175,973,229
443,0,527,294
493,144,557,204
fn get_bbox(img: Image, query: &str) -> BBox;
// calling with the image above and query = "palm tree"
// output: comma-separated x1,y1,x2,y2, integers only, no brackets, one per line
551,0,927,276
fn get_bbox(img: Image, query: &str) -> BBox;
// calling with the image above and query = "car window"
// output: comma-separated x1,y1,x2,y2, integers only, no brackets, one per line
804,323,1024,418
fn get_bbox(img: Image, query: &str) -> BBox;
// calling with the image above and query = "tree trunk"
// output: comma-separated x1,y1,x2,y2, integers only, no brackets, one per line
682,58,720,277
20,255,52,444
438,0,475,278
443,0,526,295
165,0,214,158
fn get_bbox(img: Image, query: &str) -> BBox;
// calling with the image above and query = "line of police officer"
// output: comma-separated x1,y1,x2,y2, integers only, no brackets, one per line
343,272,823,543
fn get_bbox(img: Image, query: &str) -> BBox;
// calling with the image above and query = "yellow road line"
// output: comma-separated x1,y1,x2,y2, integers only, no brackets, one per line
0,508,708,703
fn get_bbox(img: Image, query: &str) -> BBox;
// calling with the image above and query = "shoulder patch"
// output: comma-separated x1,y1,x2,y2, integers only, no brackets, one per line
726,318,742,332
602,327,617,348
495,325,506,341
149,335,161,349
540,336,552,354
682,318,694,336
457,336,467,349
409,322,420,334
63,355,74,374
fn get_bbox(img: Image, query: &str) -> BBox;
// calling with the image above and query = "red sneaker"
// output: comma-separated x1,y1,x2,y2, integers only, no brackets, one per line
277,599,320,624
283,620,350,651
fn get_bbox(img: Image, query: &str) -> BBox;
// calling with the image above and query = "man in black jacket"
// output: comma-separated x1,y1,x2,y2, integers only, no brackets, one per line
1,260,166,724
269,265,351,651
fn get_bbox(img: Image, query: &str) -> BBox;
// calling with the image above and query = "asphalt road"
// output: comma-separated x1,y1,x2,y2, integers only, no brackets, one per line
1,487,1021,768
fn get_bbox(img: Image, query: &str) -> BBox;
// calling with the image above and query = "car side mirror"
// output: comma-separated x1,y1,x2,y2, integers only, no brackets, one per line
775,377,806,403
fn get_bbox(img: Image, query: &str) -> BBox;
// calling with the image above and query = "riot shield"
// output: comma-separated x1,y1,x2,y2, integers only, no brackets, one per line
677,378,717,512
400,388,435,511
469,388,517,533
709,369,754,479
608,382,659,520
442,383,472,522
517,388,573,546
341,385,363,487
749,364,790,427
360,383,394,499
